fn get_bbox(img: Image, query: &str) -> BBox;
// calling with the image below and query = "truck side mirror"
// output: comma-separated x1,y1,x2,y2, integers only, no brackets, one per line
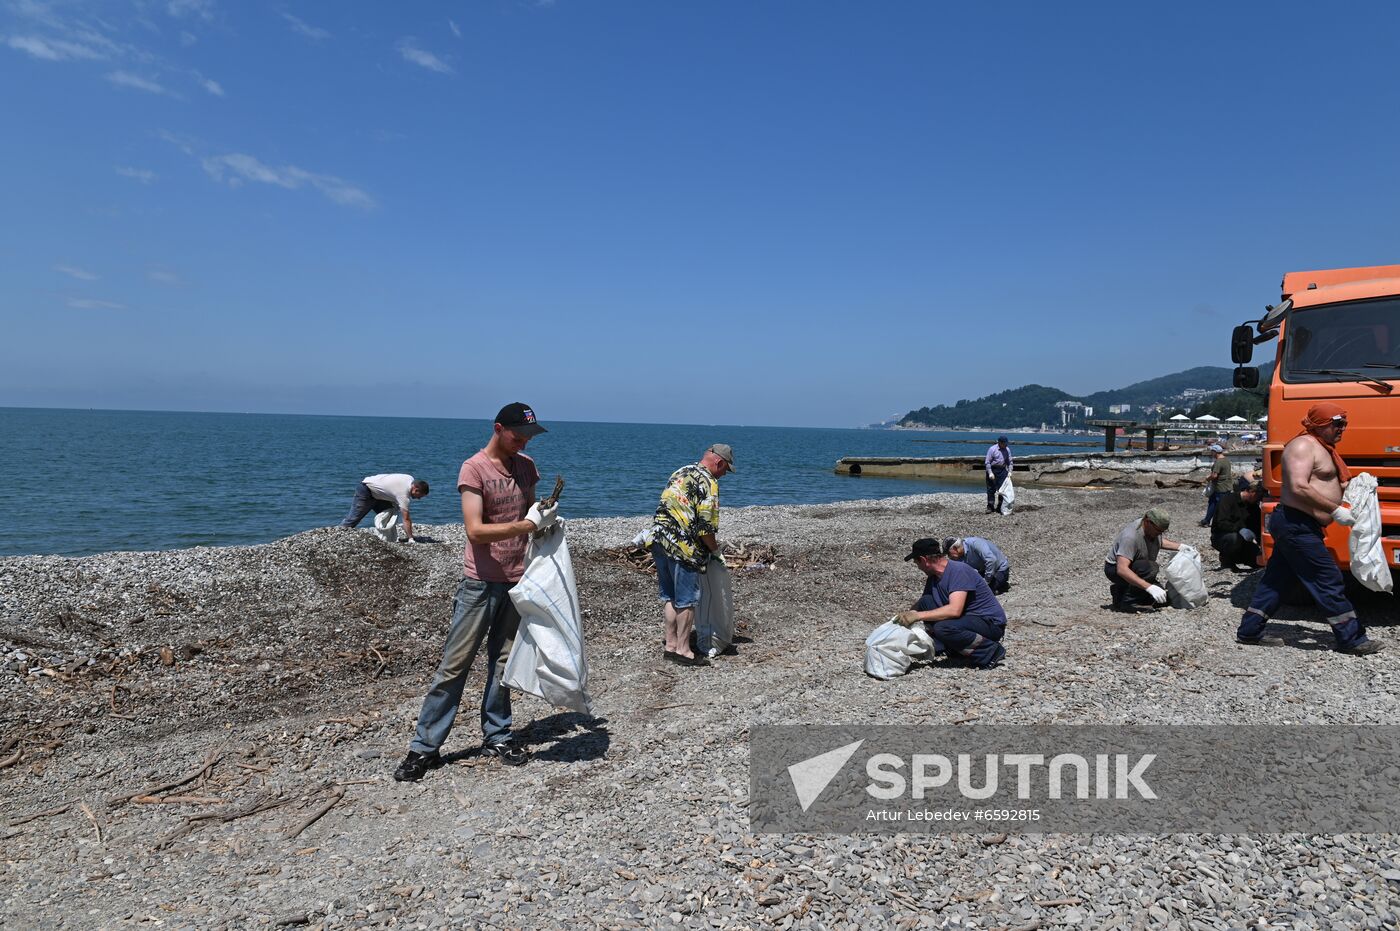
1233,365,1259,389
1231,325,1255,364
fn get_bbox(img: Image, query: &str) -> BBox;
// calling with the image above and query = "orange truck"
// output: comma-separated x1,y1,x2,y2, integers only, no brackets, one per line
1231,264,1400,580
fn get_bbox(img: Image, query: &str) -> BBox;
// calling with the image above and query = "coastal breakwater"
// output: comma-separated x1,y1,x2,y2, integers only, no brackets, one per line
835,449,1262,488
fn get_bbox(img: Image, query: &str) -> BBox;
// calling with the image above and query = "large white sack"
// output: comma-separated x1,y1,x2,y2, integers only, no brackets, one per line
1163,544,1208,608
997,476,1016,515
1344,472,1393,594
864,620,936,680
373,510,400,542
695,557,735,658
505,520,593,715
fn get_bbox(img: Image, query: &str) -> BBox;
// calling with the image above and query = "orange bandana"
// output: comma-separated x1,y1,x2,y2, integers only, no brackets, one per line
1297,402,1351,483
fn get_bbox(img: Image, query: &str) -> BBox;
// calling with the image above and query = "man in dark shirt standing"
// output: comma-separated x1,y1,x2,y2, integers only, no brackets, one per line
1211,483,1263,571
894,538,1007,668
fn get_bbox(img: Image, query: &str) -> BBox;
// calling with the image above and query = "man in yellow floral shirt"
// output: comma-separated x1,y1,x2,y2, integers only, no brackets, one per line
651,444,735,666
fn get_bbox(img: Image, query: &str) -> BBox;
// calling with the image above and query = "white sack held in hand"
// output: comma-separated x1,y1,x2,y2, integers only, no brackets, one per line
997,476,1016,515
695,557,735,658
505,520,593,714
1344,472,1393,594
373,510,401,542
864,620,936,680
1163,544,1208,608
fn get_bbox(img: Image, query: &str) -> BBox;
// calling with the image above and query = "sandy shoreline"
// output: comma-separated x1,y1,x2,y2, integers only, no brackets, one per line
3,485,1398,929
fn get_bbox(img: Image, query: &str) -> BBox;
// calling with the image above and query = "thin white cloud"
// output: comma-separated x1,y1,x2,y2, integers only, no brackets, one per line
68,298,126,310
54,264,98,281
396,38,452,74
116,165,157,183
281,11,329,41
201,153,376,209
449,19,461,39
166,0,215,21
106,70,173,95
179,30,197,47
200,76,223,96
4,34,106,61
148,268,181,285
157,128,197,156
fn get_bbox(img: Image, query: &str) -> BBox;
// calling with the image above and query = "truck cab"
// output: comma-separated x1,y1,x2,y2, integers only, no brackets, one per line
1232,264,1400,575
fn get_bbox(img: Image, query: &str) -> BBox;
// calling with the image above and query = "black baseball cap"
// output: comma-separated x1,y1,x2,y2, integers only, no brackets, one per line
904,537,944,561
495,402,547,437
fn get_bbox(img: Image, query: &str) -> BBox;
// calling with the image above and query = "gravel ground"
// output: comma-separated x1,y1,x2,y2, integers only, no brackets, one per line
3,484,1399,930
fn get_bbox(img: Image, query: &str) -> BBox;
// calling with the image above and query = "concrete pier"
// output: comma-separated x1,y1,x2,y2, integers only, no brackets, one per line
835,448,1261,488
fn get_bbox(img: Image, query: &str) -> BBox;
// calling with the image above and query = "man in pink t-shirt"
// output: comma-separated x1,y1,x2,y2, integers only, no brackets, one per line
394,403,558,782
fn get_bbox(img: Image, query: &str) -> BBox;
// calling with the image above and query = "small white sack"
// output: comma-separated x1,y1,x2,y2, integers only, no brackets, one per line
1163,544,1208,608
1344,472,1393,594
695,558,735,658
996,476,1016,514
505,521,593,715
372,510,401,542
864,620,936,680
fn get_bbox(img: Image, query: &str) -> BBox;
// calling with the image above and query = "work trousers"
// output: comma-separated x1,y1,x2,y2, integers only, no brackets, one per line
410,577,521,754
1104,559,1158,607
986,567,1011,594
1238,506,1368,650
986,467,1008,511
1212,531,1260,569
340,481,392,528
924,614,1005,668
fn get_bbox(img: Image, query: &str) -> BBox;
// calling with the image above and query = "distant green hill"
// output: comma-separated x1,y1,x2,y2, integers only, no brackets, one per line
898,365,1271,429
1080,366,1237,410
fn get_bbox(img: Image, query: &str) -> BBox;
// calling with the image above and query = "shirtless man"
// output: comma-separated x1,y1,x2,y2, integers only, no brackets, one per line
1237,403,1381,654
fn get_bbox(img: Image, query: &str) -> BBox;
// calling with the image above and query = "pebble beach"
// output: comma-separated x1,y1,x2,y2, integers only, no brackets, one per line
3,483,1399,929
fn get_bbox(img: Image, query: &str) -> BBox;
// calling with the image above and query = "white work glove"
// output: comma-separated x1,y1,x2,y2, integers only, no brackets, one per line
986,470,994,480
401,537,416,545
1239,529,1257,544
1330,505,1356,527
525,501,559,531
1145,584,1168,605
710,551,728,568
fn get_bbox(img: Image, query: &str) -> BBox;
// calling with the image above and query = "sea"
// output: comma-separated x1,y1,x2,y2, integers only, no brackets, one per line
0,407,1093,558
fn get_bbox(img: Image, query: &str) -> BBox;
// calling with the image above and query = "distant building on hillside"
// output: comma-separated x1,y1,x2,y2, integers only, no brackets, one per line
1108,403,1132,414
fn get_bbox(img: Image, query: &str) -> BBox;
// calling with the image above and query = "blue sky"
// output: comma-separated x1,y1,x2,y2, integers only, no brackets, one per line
4,1,1400,428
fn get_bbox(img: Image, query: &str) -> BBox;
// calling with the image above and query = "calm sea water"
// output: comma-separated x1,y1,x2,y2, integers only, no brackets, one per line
0,408,1092,558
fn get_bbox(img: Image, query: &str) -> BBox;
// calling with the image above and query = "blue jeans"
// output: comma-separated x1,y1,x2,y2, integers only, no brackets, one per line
410,577,520,754
340,481,391,527
1239,506,1367,650
651,542,701,609
1201,490,1221,526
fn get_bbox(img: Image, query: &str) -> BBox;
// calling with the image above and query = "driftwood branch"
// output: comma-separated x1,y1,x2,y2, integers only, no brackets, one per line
7,803,72,827
109,745,224,808
78,801,104,844
0,748,23,770
285,786,346,840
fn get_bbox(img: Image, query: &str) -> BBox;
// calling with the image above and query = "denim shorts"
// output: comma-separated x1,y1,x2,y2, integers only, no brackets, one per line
651,542,701,609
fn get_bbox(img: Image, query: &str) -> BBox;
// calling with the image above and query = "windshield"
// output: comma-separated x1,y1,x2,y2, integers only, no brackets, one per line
1282,296,1400,381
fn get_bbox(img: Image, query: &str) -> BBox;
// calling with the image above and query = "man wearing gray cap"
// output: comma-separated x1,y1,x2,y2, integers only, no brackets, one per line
649,444,735,666
1104,507,1184,612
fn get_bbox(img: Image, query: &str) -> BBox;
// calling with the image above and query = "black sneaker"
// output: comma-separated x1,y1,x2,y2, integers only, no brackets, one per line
1237,634,1285,647
1339,640,1384,656
480,742,530,766
393,750,443,782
